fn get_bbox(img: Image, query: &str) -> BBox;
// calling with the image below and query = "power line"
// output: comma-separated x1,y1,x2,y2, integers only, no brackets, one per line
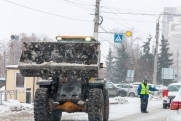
65,0,94,6
102,16,170,24
57,0,94,11
101,1,148,37
102,6,161,13
101,14,148,37
4,0,92,22
72,0,94,6
101,11,181,18
101,11,159,16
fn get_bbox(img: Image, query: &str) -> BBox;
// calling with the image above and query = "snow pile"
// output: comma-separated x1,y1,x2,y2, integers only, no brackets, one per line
149,91,162,101
8,99,22,111
0,99,34,121
110,96,128,104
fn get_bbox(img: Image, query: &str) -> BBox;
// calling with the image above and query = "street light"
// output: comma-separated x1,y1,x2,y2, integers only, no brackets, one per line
10,35,19,65
153,12,172,85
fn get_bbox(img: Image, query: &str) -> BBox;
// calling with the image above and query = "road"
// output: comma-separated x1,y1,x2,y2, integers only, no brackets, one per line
111,103,169,121
0,97,169,121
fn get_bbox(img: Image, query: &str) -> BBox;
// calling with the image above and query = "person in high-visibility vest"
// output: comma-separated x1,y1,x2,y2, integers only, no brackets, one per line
137,79,158,113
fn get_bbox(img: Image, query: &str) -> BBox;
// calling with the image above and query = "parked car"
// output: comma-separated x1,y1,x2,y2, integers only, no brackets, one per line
163,83,181,109
115,84,138,97
130,82,155,88
167,86,181,121
155,85,167,91
105,82,127,97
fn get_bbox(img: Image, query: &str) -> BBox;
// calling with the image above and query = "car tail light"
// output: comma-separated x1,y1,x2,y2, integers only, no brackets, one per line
170,101,181,110
162,90,168,97
133,86,137,91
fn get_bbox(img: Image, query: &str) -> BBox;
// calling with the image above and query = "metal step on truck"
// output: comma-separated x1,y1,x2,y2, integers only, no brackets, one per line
18,36,109,121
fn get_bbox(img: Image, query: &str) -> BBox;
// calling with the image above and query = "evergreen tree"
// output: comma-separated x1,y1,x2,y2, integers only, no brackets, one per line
105,47,114,81
138,35,154,83
113,45,129,83
157,35,173,85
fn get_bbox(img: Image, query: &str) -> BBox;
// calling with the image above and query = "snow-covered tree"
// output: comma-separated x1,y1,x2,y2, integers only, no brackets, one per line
105,47,115,81
113,44,129,83
157,35,173,85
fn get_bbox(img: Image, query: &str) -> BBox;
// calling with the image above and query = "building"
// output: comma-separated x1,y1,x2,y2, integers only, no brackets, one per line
162,7,181,82
5,65,39,102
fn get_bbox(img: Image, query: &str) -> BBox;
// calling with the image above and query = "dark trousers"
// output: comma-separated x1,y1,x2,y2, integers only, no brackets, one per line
140,98,148,112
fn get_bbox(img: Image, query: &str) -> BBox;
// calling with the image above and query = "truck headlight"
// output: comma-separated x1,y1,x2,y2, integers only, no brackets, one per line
56,36,62,41
85,37,91,42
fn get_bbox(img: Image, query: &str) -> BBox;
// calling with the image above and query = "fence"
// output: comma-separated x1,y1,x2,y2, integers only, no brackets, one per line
0,88,31,105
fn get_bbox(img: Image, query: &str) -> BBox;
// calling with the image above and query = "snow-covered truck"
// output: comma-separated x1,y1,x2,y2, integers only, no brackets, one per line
18,36,109,121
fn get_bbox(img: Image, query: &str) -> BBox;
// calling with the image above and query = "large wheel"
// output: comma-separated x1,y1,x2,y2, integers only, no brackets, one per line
163,104,167,109
88,88,104,121
103,89,109,121
34,88,62,121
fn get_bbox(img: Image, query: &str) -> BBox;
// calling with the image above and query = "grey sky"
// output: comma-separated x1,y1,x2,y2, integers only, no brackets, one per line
0,0,180,63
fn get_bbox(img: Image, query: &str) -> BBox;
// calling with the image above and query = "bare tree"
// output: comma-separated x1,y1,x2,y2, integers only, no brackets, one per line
0,33,53,77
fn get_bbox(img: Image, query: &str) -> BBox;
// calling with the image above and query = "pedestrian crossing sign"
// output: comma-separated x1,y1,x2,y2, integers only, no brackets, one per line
114,34,123,43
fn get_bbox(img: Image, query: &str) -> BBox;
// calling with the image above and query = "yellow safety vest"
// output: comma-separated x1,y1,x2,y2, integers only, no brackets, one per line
140,83,149,95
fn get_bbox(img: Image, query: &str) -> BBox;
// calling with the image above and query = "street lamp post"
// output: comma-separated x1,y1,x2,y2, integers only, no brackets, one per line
10,35,19,65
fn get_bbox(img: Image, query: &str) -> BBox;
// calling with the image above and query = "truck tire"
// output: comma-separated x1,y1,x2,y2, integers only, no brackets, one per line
88,88,104,121
34,88,62,121
103,89,109,121
163,104,167,109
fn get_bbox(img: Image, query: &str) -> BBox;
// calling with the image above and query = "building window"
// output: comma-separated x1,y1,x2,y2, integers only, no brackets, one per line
16,73,24,88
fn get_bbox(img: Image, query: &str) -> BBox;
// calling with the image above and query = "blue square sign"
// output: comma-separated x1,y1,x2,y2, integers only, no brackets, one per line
114,34,123,43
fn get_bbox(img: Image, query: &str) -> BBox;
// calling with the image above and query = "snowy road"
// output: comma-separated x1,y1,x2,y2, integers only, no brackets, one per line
111,101,168,121
0,97,169,121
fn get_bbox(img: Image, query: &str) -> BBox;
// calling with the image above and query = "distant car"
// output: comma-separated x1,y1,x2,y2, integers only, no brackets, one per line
115,84,138,97
155,85,167,91
130,82,155,88
163,83,181,109
105,82,127,97
167,86,181,121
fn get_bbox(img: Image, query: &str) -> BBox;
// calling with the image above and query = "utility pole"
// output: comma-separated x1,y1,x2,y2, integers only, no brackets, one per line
93,0,100,40
153,21,159,85
177,50,179,82
4,40,6,77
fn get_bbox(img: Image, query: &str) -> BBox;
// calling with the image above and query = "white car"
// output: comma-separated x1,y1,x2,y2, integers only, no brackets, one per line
130,82,155,88
163,83,181,109
167,86,181,121
115,84,138,97
155,85,167,91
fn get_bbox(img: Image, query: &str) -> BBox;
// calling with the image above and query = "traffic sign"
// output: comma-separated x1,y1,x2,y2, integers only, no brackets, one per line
114,34,123,43
126,31,132,37
126,70,134,82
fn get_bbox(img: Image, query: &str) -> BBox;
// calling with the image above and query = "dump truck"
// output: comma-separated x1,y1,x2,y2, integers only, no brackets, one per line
18,36,109,121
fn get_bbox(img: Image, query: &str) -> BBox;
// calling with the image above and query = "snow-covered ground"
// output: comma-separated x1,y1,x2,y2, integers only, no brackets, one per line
0,96,162,121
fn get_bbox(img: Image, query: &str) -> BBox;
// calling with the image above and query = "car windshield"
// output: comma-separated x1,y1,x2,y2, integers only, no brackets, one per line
167,85,181,92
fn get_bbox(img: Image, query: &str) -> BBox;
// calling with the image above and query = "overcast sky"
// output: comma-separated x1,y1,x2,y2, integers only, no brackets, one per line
0,0,181,63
